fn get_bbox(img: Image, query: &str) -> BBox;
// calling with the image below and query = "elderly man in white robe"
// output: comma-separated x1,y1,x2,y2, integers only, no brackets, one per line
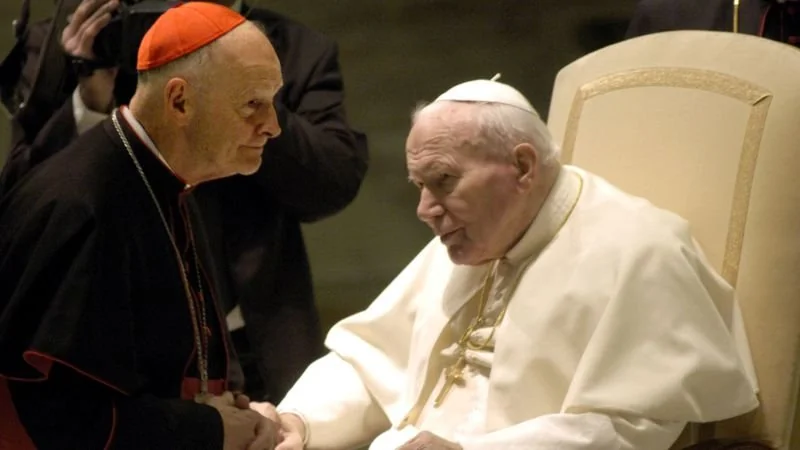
252,77,759,450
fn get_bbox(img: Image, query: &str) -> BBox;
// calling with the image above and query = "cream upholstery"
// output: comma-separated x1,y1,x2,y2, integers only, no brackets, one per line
547,31,800,450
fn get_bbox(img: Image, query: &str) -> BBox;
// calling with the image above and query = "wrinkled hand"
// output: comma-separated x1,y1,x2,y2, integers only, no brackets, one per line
250,401,279,422
274,413,305,450
396,431,463,450
232,392,252,410
63,0,120,112
248,401,283,449
208,393,280,450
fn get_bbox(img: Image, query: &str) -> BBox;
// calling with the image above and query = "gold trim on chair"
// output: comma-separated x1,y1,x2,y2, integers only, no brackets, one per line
560,67,772,287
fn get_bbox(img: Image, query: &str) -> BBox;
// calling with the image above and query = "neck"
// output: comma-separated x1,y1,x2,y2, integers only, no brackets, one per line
503,165,561,256
128,99,212,186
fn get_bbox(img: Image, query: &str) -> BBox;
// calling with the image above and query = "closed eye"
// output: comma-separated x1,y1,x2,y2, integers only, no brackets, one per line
408,177,423,190
435,174,457,191
407,174,457,192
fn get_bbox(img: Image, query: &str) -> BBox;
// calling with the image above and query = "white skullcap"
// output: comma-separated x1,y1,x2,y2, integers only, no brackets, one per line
434,73,538,115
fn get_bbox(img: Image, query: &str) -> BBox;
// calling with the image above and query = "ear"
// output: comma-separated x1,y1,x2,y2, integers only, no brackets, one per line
163,77,193,125
511,143,538,190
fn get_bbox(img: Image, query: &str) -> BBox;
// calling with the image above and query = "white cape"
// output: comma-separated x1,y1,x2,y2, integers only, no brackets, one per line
277,166,758,449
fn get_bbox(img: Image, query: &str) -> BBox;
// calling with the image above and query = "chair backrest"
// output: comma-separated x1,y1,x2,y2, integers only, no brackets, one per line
547,30,800,450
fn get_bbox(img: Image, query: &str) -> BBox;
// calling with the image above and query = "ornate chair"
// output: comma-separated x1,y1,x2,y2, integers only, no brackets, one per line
547,30,800,450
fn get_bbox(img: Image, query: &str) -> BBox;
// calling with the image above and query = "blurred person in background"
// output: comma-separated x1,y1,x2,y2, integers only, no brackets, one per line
627,0,800,47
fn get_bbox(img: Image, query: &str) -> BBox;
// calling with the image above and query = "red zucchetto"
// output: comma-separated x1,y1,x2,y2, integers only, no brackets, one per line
137,2,246,71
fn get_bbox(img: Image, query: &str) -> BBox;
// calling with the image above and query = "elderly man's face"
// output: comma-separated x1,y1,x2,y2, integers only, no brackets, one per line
406,106,530,265
187,23,283,178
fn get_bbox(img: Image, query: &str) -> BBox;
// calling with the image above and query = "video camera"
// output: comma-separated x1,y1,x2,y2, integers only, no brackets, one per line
0,0,180,118
92,0,182,74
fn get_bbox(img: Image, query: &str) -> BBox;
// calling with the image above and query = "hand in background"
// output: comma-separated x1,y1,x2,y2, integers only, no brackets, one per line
62,0,120,113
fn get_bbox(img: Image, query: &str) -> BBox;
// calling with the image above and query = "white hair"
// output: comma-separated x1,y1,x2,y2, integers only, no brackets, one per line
412,101,561,167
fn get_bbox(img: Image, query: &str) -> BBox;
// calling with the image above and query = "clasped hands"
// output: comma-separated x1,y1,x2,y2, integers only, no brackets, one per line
200,392,280,450
200,394,313,450
247,401,463,450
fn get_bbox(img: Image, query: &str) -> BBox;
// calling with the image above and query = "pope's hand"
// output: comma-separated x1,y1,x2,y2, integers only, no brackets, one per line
274,412,306,450
249,401,284,449
250,401,280,423
396,431,463,450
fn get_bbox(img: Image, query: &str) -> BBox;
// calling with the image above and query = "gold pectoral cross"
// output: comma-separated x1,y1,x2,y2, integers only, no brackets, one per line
433,355,467,407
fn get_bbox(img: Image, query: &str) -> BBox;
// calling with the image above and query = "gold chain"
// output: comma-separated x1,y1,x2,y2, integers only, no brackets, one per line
459,260,506,351
432,260,505,407
111,110,210,400
432,172,585,409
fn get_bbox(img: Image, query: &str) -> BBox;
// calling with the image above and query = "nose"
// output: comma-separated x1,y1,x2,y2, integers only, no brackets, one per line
416,187,444,224
257,104,282,140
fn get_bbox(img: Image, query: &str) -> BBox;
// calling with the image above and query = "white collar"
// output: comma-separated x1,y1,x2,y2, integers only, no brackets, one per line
504,166,583,267
119,106,190,189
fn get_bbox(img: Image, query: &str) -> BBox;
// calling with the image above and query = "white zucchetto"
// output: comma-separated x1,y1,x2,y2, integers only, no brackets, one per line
433,73,538,115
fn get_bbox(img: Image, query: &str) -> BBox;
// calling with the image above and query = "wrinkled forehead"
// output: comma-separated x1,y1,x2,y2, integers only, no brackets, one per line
215,39,283,94
237,62,283,91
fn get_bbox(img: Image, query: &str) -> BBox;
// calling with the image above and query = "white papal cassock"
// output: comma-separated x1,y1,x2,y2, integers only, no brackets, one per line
266,165,759,450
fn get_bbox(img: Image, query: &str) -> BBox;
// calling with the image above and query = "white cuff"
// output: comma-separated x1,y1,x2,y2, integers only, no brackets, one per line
72,88,109,135
226,305,245,332
277,409,311,446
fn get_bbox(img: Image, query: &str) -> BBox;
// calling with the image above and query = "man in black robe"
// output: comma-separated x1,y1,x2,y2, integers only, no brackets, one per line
0,0,369,403
0,3,282,448
627,0,800,47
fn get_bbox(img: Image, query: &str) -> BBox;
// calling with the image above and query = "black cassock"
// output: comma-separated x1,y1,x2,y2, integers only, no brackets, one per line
0,112,234,449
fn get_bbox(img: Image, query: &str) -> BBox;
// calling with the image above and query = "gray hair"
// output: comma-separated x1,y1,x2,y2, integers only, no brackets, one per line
412,101,561,167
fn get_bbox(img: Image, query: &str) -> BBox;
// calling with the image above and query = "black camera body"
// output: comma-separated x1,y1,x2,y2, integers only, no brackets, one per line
0,0,181,118
92,0,182,74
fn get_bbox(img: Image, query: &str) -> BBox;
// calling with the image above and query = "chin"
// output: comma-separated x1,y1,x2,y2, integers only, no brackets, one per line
236,159,263,176
446,241,499,266
446,244,481,266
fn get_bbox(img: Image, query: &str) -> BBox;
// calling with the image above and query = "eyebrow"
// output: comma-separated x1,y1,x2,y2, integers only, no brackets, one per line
408,160,455,179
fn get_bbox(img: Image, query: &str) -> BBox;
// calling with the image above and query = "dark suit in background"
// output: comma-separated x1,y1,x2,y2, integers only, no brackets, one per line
198,4,369,403
626,0,800,47
0,2,368,403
